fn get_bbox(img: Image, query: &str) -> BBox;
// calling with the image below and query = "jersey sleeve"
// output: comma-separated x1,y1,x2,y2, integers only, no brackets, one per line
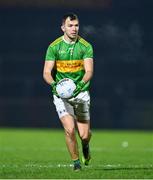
45,45,56,61
83,44,93,59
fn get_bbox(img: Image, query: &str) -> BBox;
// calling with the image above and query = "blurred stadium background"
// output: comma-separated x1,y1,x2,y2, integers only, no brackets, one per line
0,0,153,130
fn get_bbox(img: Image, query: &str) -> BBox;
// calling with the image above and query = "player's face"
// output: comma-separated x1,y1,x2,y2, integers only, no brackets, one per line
62,17,79,41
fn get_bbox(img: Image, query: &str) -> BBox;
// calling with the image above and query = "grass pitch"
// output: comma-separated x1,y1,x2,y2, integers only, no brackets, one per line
0,128,153,179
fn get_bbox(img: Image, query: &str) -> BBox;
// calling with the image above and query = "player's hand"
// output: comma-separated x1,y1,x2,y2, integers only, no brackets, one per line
73,80,86,97
51,81,59,97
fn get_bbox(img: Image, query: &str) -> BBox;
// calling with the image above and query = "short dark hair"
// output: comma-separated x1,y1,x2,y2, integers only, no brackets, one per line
62,13,79,24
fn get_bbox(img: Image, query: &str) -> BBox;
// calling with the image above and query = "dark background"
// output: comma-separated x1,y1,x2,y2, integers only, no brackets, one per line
0,0,153,129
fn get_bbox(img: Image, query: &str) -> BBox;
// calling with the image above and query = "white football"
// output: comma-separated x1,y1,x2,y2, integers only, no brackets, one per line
56,78,76,99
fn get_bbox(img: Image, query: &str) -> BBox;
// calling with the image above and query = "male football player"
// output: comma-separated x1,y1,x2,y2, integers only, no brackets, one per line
43,13,94,171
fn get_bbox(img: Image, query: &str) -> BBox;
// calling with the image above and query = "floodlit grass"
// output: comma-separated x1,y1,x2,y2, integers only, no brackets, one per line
0,128,153,179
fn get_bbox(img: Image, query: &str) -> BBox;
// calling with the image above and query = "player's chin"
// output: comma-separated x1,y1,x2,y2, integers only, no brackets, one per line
70,34,78,39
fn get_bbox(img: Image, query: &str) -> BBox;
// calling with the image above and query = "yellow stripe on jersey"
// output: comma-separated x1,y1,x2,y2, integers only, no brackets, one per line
56,60,84,73
78,36,90,47
50,36,62,47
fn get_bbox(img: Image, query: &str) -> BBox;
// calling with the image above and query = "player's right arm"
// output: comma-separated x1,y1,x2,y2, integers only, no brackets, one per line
43,60,55,85
43,60,59,96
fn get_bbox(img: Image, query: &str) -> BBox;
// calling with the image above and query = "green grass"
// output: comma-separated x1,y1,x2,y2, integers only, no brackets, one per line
0,128,153,179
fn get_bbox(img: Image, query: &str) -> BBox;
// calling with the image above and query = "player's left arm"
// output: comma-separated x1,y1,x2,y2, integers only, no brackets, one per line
73,58,93,97
82,58,94,83
73,43,94,97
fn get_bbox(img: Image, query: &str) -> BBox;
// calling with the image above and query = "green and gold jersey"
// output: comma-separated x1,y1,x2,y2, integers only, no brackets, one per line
45,35,93,91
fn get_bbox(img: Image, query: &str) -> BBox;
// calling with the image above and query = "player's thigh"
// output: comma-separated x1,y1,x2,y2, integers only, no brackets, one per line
74,91,90,121
53,95,75,119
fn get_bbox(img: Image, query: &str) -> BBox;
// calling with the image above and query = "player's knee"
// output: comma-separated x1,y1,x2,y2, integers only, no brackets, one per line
65,128,75,138
80,130,92,141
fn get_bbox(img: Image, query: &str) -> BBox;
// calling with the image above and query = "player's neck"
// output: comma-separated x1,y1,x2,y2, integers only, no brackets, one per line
63,35,77,44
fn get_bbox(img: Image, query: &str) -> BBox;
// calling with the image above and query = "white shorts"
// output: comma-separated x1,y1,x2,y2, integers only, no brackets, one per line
53,91,90,121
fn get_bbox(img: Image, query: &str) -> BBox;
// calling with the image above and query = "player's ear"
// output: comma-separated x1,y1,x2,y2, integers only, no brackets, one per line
61,25,65,32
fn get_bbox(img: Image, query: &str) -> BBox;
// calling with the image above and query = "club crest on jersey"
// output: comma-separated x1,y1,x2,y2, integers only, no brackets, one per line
59,50,66,54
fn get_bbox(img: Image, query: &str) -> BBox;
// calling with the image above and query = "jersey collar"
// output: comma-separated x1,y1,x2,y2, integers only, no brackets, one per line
62,36,77,44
